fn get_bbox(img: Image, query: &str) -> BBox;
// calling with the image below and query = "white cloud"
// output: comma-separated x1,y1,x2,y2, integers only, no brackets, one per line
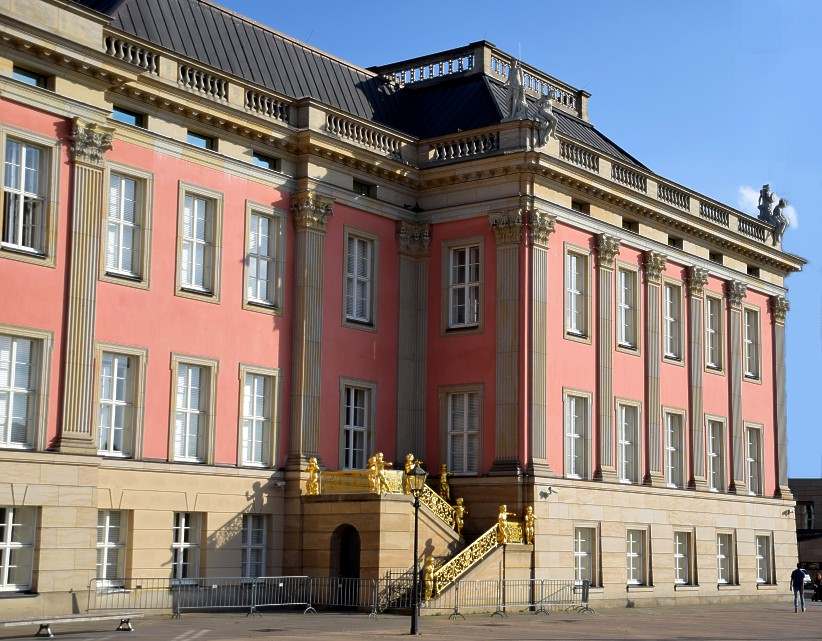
737,184,798,229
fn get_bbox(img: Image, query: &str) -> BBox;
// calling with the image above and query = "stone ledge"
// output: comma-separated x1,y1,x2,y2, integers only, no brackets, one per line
717,584,741,591
626,585,654,592
674,584,700,591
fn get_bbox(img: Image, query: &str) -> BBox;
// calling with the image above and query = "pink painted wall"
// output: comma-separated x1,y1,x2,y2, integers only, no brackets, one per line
703,275,731,484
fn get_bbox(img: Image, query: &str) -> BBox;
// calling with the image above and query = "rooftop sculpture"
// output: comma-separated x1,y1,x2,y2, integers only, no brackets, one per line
757,184,789,245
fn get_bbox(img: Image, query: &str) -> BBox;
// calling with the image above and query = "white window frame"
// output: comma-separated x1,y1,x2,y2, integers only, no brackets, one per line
617,402,641,484
169,355,217,465
664,411,685,489
97,352,134,457
0,334,38,449
241,514,266,579
673,530,693,586
105,173,140,277
447,243,481,330
240,368,278,468
755,534,773,584
574,526,598,586
565,248,589,338
746,424,763,496
172,512,201,583
339,380,375,470
445,388,481,475
617,267,638,349
244,204,284,312
176,183,223,303
96,510,126,586
626,528,648,586
0,506,35,591
705,295,724,371
663,282,683,360
743,307,761,380
716,531,736,585
2,137,47,254
706,417,726,492
564,391,591,480
343,230,376,326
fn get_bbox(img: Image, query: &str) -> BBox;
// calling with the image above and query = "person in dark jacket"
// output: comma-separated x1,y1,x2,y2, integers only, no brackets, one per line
814,571,822,603
790,564,806,613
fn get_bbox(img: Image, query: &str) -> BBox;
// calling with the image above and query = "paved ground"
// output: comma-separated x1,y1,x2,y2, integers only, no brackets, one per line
2,601,821,640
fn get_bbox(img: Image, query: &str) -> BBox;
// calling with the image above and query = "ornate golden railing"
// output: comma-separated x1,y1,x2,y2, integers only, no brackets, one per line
419,485,456,530
320,469,403,494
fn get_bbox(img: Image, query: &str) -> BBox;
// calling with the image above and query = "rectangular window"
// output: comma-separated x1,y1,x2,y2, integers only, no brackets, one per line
716,532,735,585
0,334,37,449
111,106,145,128
186,130,215,150
241,373,271,467
744,308,760,379
617,404,640,484
0,506,35,591
12,66,47,88
663,283,682,359
172,512,200,582
564,394,589,479
617,268,637,348
352,179,377,198
574,527,596,585
626,529,647,586
98,352,134,457
665,412,684,489
241,514,266,578
342,385,370,470
565,251,588,336
755,534,773,584
181,193,215,293
448,391,480,474
344,234,374,324
746,426,763,496
448,244,480,329
705,296,723,370
174,363,208,462
3,138,47,254
673,531,692,585
246,211,280,307
251,151,280,171
707,419,725,492
106,174,141,277
96,510,126,586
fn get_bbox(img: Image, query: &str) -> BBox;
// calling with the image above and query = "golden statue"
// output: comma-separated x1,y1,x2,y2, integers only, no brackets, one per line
423,555,435,601
454,497,467,536
496,504,516,545
524,505,535,545
305,456,320,496
367,455,379,493
402,453,422,495
438,463,450,502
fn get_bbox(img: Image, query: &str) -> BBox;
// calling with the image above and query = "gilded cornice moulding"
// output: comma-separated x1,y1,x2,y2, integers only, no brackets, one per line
291,190,333,231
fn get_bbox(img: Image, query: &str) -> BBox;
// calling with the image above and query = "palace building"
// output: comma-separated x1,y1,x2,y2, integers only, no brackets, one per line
0,0,806,616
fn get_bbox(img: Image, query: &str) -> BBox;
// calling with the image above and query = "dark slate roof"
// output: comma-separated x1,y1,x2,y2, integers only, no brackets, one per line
73,0,644,167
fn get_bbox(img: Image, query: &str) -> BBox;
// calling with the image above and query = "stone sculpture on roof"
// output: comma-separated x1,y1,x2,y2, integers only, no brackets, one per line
534,93,558,147
756,183,789,245
505,59,529,121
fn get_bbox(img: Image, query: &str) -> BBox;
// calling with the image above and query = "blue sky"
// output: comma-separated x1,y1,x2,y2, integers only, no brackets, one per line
221,0,822,477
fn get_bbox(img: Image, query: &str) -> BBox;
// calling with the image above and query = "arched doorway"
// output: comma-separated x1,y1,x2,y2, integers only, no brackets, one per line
330,523,361,579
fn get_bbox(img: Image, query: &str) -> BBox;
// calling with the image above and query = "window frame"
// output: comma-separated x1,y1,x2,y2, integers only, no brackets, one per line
563,243,591,342
342,227,378,330
0,506,36,592
716,530,737,586
168,354,218,465
93,344,147,459
625,526,650,587
663,409,686,489
338,378,376,471
96,509,127,587
175,182,223,304
705,415,727,493
100,162,153,289
673,529,696,587
743,305,762,382
442,237,484,333
573,524,600,587
171,511,203,584
11,65,49,89
0,126,60,267
241,514,267,579
250,151,280,172
754,533,774,585
237,364,279,468
616,263,640,353
242,201,285,315
186,130,216,151
662,279,684,363
616,399,642,485
111,105,146,128
745,423,764,497
563,389,592,480
704,294,725,374
439,384,483,476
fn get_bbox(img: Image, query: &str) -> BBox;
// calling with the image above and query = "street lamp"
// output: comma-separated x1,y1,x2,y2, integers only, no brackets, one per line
408,463,428,635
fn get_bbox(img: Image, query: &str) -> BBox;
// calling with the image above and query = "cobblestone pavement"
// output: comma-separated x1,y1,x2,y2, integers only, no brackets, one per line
2,601,820,640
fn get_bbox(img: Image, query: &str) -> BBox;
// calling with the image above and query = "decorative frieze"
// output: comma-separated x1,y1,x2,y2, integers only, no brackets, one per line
595,234,620,270
687,266,709,298
489,210,525,245
643,251,667,284
69,120,113,166
726,280,747,308
291,190,333,231
771,295,789,325
397,221,431,256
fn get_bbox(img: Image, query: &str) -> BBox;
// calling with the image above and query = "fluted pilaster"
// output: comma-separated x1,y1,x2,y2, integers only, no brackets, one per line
644,251,666,484
687,266,709,489
595,234,620,481
726,280,747,493
771,295,791,498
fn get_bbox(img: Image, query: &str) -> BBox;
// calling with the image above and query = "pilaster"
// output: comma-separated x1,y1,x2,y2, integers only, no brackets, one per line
395,221,431,460
771,295,791,499
595,234,620,482
687,266,709,490
643,251,666,485
726,280,747,494
57,118,113,455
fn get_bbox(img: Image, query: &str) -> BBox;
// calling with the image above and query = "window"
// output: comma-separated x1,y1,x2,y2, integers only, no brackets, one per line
565,251,588,337
716,532,735,585
179,190,220,296
574,527,596,585
622,219,639,233
797,502,815,530
174,363,209,463
344,234,374,324
111,106,145,128
97,352,134,457
747,265,760,278
0,507,35,591
626,529,647,586
241,373,271,467
12,66,47,88
665,412,684,488
353,179,377,198
448,244,480,329
571,199,590,215
564,394,589,479
3,138,47,254
746,426,762,496
186,130,215,150
241,514,266,578
342,385,370,470
172,512,200,582
0,334,38,449
743,308,760,379
673,531,692,585
251,151,280,171
617,268,637,349
246,210,281,308
617,404,640,484
709,251,723,265
663,283,682,360
705,296,723,370
447,391,480,474
755,534,773,584
707,419,725,492
96,510,126,586
105,173,142,277
668,236,683,250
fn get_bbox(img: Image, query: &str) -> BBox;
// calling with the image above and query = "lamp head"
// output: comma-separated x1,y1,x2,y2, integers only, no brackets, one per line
409,463,428,495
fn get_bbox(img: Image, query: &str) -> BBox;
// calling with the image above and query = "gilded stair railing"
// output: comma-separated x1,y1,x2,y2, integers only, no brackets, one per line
418,485,456,530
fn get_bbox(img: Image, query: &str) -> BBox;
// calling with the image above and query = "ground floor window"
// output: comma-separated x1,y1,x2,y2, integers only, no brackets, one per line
755,534,773,584
673,531,693,585
241,514,266,578
574,527,596,585
716,532,736,585
172,512,201,582
626,529,647,586
0,506,35,591
96,510,126,586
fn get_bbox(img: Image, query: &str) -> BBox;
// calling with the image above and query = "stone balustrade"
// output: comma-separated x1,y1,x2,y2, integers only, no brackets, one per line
738,217,768,242
430,131,499,162
657,182,690,210
611,162,648,193
386,52,474,86
325,113,403,159
178,64,228,102
560,139,599,172
245,89,290,123
699,201,731,226
104,35,159,75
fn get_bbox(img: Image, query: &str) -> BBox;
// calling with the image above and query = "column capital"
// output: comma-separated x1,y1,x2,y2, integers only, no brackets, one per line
771,295,789,325
69,118,113,166
527,209,556,248
725,280,747,308
643,250,667,284
397,221,431,257
687,266,709,298
291,190,333,231
489,210,525,245
595,233,620,269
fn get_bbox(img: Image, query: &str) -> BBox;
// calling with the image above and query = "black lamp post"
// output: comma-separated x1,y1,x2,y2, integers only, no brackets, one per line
408,463,428,635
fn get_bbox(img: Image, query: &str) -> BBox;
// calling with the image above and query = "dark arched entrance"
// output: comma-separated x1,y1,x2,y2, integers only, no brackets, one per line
330,523,361,579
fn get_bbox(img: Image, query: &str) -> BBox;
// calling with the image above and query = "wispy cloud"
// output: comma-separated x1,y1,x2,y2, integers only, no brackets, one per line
737,185,798,229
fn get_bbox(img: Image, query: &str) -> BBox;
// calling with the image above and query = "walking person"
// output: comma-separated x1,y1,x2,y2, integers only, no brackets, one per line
791,564,806,613
814,571,822,603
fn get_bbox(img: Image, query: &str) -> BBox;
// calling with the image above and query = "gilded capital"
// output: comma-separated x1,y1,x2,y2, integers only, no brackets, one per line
771,295,789,325
291,190,333,231
687,266,709,298
397,221,431,256
528,209,556,247
643,251,667,284
595,234,620,269
489,210,525,245
725,280,747,308
69,118,113,166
